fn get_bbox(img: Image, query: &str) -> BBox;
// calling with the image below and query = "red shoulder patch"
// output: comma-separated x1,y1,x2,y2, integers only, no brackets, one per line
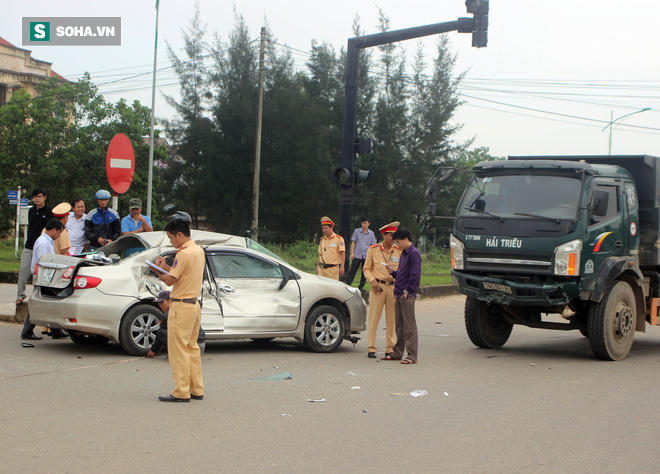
370,243,380,248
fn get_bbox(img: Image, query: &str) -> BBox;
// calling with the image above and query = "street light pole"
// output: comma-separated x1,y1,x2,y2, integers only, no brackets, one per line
602,107,651,155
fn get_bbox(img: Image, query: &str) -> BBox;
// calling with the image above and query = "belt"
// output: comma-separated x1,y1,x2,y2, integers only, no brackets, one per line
171,298,198,304
376,278,394,286
319,263,337,269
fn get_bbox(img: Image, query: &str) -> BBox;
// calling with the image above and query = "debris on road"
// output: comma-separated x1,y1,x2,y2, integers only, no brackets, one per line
250,372,292,381
410,390,428,397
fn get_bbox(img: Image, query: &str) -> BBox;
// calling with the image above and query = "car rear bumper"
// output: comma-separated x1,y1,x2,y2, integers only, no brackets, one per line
28,287,137,342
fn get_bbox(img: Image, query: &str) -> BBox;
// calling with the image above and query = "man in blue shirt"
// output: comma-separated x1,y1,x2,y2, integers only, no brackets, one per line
121,198,153,235
21,218,64,340
342,217,377,289
383,228,421,364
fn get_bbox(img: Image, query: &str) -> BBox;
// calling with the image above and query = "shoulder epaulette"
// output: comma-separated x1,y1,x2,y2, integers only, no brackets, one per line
369,243,380,248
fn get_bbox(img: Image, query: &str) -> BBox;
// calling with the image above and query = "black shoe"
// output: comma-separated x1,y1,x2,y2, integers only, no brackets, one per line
158,394,190,403
367,352,376,358
191,394,204,400
21,334,43,341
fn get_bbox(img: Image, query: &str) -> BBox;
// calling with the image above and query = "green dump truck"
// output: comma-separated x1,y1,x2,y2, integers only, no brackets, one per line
449,155,660,360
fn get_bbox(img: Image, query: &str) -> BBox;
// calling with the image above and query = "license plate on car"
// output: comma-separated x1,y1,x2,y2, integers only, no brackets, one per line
483,282,512,294
38,268,55,285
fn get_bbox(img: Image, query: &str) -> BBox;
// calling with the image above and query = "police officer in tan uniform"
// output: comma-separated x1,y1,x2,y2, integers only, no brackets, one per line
363,221,402,358
154,212,205,402
50,202,72,255
316,216,345,280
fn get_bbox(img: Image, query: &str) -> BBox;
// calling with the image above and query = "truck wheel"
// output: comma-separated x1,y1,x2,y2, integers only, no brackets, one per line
588,281,636,361
464,297,513,349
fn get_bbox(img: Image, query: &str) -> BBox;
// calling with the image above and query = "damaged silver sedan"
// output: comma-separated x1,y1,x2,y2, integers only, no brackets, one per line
28,231,366,355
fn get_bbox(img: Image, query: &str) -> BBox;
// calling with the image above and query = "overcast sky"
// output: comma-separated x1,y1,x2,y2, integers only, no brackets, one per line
3,0,659,158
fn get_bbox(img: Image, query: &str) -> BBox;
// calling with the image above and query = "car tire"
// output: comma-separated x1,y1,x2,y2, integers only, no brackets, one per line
68,331,110,345
304,305,345,353
119,305,162,356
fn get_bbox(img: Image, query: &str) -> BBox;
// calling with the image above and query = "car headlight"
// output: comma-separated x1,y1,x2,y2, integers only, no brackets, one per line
450,234,465,270
554,239,582,276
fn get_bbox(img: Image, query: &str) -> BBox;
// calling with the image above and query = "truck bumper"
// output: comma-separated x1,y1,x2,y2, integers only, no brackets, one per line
451,271,580,306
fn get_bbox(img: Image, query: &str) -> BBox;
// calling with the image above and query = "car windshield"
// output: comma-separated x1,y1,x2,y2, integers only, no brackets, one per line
246,238,289,264
458,174,582,220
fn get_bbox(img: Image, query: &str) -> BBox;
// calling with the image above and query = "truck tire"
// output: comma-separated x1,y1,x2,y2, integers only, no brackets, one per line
588,280,636,361
464,297,513,349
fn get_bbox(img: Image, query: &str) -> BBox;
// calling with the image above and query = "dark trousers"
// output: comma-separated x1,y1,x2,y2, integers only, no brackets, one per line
343,258,367,288
392,295,418,362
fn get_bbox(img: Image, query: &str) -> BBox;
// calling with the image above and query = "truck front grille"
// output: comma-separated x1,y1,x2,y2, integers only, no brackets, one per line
465,250,553,274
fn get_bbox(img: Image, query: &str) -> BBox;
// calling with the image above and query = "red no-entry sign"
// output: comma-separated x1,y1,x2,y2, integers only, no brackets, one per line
106,133,135,194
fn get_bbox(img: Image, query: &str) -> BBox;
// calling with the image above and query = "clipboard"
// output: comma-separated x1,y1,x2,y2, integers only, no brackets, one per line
145,260,170,275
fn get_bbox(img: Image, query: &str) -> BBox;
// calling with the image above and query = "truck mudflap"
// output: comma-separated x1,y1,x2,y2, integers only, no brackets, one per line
451,271,579,306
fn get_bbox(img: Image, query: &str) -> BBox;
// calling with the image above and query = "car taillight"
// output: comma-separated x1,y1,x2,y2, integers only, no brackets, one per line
73,275,102,289
62,266,75,280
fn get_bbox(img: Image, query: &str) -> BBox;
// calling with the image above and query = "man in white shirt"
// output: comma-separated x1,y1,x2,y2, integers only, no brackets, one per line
67,198,88,255
21,218,64,341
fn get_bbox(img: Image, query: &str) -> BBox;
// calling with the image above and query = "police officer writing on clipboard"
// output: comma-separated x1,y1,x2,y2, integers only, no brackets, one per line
153,211,205,402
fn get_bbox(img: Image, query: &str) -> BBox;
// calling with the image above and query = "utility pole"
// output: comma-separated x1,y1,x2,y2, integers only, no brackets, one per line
251,26,266,242
146,0,161,218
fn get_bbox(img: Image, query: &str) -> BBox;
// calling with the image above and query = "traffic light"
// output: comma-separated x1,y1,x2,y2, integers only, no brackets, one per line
354,169,370,185
334,167,370,185
465,0,489,48
353,136,372,185
334,167,352,185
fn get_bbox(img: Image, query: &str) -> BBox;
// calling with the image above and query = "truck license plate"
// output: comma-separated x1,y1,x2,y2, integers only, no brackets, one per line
38,268,55,285
483,282,512,294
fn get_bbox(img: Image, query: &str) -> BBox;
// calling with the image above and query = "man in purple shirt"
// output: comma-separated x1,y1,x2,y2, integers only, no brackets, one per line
342,217,377,289
383,228,421,364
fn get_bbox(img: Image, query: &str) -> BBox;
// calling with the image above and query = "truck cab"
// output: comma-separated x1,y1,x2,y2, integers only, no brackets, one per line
450,155,660,360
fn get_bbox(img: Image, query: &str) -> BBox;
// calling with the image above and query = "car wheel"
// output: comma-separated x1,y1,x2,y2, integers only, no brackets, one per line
304,305,345,353
68,331,110,345
119,305,162,356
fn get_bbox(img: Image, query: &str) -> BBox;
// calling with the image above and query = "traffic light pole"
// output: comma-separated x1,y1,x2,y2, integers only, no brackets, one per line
338,17,475,244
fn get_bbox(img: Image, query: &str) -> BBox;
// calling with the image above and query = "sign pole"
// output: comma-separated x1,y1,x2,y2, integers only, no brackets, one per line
15,186,21,258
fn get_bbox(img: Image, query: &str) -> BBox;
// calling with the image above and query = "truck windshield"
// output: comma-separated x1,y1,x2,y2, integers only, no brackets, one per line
458,174,581,220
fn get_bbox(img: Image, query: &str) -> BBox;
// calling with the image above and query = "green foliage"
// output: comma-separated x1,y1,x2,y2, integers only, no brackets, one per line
0,75,164,235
